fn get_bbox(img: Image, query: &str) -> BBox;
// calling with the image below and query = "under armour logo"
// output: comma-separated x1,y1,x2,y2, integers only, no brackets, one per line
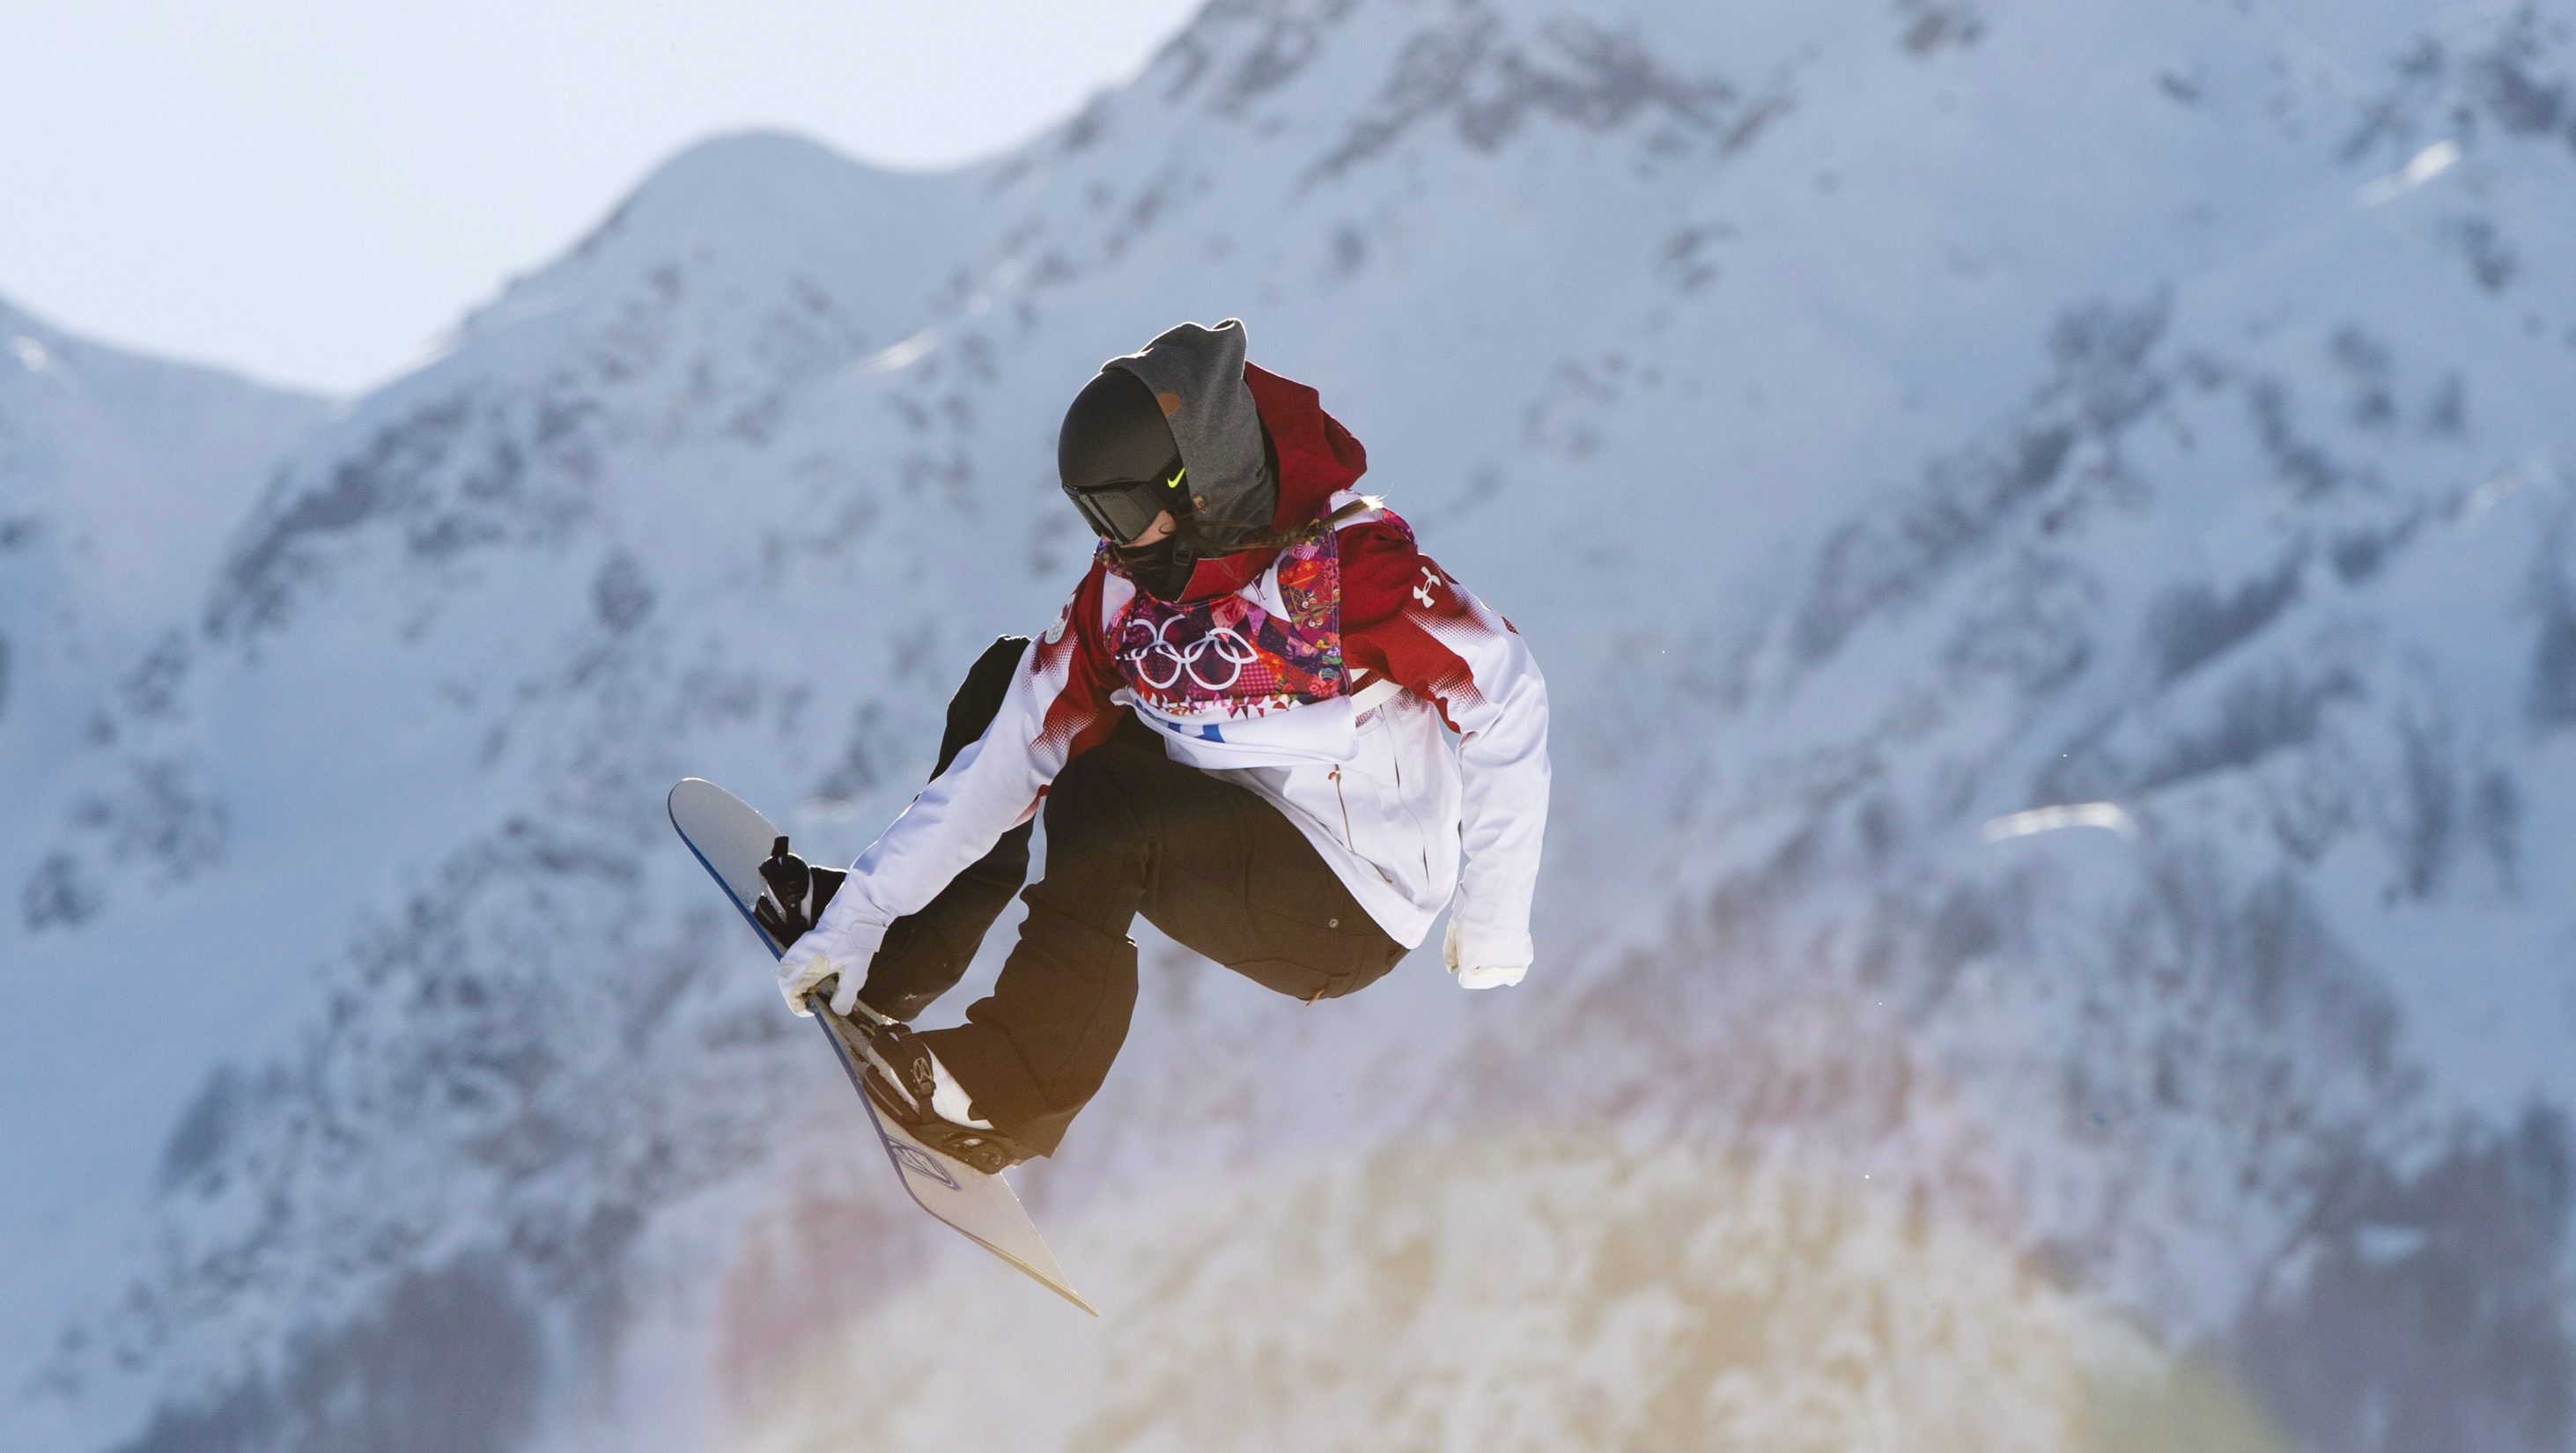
1412,565,1443,608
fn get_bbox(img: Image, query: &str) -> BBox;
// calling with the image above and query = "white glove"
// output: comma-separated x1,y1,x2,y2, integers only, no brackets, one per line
1443,918,1528,990
773,923,876,1018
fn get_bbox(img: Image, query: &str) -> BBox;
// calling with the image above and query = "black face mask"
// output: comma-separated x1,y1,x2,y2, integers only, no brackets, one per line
1113,535,1198,601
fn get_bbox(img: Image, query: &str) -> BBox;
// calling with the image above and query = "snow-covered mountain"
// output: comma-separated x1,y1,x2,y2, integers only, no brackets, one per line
9,1,2576,1449
0,291,329,793
0,296,328,1445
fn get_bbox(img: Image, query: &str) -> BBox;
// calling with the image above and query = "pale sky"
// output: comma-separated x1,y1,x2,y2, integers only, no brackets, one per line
0,1,1205,395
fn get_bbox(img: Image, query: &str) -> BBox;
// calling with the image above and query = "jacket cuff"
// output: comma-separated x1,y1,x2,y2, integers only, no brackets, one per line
810,882,891,967
1450,905,1532,971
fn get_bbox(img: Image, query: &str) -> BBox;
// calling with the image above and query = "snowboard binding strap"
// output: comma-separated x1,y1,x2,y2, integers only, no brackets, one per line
849,1021,1036,1176
753,834,846,950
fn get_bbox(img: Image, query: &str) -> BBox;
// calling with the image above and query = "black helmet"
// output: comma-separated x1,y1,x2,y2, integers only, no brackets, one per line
1058,367,1191,544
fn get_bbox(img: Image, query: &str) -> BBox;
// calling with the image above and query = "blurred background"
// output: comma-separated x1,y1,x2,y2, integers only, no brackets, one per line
4,2,2572,1450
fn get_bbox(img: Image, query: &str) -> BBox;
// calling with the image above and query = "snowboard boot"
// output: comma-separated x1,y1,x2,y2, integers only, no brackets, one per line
852,1018,1036,1175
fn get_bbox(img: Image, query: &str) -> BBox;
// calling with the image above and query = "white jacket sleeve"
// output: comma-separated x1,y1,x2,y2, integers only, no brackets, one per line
1422,578,1550,970
1345,526,1551,971
798,582,1122,970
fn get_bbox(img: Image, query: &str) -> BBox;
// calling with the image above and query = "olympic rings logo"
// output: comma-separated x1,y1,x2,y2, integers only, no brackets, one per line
1124,617,1261,691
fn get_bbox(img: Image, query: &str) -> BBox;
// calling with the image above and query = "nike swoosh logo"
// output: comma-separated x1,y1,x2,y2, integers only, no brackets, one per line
1165,468,1186,489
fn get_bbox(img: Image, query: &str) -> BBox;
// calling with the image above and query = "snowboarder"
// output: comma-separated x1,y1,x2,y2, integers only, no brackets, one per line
773,320,1549,1171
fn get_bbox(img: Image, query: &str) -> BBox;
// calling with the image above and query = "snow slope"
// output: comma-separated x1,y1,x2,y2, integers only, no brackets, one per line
0,294,327,1407
0,291,328,782
8,1,2576,1449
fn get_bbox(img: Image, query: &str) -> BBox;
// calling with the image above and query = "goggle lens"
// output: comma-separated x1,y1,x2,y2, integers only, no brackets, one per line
1069,459,1186,543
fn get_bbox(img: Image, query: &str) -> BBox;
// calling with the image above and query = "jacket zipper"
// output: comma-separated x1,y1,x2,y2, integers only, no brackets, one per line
1331,765,1395,882
1391,752,1428,875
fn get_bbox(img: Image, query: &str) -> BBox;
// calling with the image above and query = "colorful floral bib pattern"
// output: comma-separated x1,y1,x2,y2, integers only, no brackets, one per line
1103,530,1345,718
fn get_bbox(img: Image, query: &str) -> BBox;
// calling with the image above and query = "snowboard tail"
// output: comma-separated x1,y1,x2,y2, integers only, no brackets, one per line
666,777,1096,1316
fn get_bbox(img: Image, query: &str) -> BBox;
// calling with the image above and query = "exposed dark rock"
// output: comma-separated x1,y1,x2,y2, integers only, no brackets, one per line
22,851,102,931
2232,1108,2575,1453
814,699,889,804
1211,0,1355,114
2395,712,2455,899
1657,222,1732,293
2131,666,2363,794
2330,514,2420,583
1330,224,1368,278
2447,214,2521,293
159,1066,255,1196
1925,884,2002,970
2247,377,2347,498
1898,1,1986,56
1790,296,2165,667
110,1257,543,1453
590,553,654,633
80,757,229,879
119,632,191,719
209,397,474,638
2147,554,2305,683
2531,607,2576,729
2332,326,2397,430
1941,550,2098,695
1308,15,1752,182
2425,372,2468,438
2470,768,2523,889
2473,15,2570,135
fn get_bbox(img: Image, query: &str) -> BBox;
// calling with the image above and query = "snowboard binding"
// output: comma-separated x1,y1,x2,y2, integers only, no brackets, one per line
848,1021,1037,1176
671,777,1089,1309
753,835,846,950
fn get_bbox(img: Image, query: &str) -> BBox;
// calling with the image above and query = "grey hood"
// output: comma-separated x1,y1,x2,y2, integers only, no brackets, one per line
1104,319,1275,546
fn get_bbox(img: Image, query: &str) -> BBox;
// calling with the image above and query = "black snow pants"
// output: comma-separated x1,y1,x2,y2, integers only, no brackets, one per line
854,636,1408,1154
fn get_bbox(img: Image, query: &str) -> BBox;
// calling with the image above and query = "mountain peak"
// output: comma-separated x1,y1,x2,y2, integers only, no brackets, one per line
451,126,981,371
603,129,963,240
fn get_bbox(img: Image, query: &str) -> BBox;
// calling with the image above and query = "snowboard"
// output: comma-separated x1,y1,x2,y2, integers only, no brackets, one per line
666,777,1096,1316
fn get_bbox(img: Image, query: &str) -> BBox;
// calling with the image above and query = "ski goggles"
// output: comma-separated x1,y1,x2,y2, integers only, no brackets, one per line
1066,457,1189,543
